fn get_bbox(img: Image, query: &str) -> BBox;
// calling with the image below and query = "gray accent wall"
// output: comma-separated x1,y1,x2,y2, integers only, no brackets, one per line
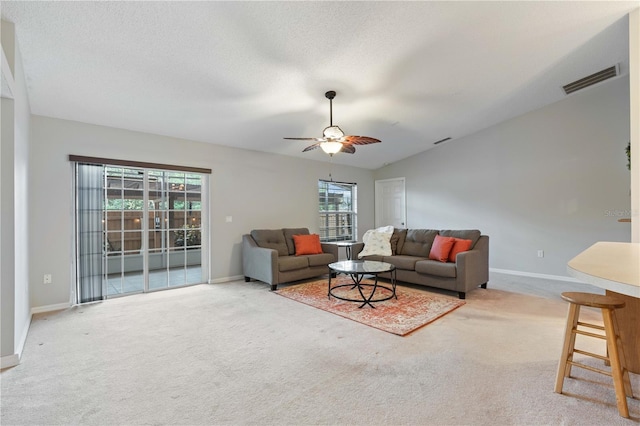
28,116,375,308
374,76,631,278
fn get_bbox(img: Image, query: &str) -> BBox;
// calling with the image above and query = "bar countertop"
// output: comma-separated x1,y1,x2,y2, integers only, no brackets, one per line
567,242,640,298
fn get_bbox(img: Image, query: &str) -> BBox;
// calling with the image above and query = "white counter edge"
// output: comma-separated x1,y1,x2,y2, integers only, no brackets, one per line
567,265,640,298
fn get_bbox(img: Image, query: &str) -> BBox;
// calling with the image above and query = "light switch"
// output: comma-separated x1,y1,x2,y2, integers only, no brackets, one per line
225,216,233,223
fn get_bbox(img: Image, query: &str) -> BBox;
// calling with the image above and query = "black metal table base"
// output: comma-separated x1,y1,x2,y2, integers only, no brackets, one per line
328,269,397,309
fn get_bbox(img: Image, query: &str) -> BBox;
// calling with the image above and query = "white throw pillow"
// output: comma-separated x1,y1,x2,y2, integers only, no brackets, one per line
358,226,394,258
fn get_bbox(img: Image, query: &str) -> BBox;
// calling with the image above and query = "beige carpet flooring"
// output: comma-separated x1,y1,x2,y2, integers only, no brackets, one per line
1,272,639,425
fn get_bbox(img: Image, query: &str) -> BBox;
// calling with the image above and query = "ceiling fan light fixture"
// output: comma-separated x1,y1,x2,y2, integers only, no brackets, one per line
320,141,343,154
323,125,345,140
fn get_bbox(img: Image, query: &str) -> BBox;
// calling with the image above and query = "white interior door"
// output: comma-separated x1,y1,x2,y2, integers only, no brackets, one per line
375,178,406,228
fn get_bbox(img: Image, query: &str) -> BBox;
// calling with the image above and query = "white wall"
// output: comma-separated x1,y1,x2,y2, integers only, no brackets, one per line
29,116,375,308
12,23,31,363
1,20,31,368
374,76,631,279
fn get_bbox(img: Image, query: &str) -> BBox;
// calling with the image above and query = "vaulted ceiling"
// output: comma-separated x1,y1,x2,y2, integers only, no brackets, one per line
1,1,637,169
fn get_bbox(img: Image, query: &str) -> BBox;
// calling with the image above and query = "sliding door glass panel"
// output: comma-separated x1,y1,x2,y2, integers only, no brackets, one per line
145,171,203,290
148,169,167,290
168,174,187,288
185,179,202,285
104,166,145,296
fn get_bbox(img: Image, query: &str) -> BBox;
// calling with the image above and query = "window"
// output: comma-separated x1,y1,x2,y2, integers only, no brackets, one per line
318,180,357,242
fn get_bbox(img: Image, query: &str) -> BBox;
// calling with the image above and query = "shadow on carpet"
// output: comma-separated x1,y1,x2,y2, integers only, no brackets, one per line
275,276,465,336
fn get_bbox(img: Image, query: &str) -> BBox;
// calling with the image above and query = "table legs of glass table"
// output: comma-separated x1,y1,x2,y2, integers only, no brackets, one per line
327,269,397,308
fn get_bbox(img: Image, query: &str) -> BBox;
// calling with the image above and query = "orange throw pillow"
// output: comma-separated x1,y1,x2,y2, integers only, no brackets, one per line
448,238,473,262
293,234,323,256
428,235,456,262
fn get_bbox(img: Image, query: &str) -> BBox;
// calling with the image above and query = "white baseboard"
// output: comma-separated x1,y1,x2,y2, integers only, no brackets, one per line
1,354,20,369
15,313,32,362
490,268,581,283
208,275,244,284
31,302,71,315
1,312,33,370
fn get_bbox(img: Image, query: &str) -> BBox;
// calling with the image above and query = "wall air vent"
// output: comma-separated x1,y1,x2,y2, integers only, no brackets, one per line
433,137,451,145
562,64,619,95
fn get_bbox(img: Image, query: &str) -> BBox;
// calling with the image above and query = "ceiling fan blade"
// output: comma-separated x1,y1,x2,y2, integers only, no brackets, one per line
302,143,322,152
342,135,381,146
340,144,356,154
284,137,326,141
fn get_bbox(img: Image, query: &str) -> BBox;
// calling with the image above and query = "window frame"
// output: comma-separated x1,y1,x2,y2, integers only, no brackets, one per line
318,179,357,242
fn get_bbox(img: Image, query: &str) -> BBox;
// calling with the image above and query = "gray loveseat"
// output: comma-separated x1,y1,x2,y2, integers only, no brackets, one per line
353,229,489,299
242,228,338,290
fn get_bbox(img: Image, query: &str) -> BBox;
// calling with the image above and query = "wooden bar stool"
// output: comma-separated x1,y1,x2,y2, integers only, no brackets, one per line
555,292,634,418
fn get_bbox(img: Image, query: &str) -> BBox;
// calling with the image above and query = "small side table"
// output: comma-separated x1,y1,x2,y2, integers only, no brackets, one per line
334,241,358,260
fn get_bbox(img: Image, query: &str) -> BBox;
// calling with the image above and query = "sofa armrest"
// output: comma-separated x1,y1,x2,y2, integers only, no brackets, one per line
456,235,489,289
320,243,339,262
242,234,279,285
351,242,365,259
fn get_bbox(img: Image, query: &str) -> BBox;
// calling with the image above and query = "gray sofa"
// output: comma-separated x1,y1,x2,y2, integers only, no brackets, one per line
353,229,489,299
242,228,338,290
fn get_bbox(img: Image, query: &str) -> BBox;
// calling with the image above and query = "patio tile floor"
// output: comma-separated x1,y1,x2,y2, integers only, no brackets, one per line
106,266,203,296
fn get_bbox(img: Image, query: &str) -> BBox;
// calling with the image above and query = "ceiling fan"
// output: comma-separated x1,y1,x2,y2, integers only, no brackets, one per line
284,91,381,155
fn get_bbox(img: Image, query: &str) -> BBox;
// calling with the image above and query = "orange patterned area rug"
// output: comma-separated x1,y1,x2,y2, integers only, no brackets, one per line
275,276,465,336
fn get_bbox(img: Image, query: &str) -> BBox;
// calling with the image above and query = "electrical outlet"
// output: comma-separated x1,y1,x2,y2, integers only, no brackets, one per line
537,250,544,258
43,274,52,284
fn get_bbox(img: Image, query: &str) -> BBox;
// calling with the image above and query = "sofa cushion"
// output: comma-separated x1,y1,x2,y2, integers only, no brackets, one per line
307,253,335,267
439,229,481,248
390,229,407,255
293,234,323,255
415,260,457,278
383,255,426,271
429,235,456,262
278,255,309,272
358,254,385,262
283,228,310,255
400,229,438,257
448,238,473,262
251,229,289,256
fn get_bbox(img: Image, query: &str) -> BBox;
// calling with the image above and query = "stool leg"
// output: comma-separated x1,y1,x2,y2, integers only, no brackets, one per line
611,311,633,398
612,312,634,398
602,308,630,418
555,303,580,393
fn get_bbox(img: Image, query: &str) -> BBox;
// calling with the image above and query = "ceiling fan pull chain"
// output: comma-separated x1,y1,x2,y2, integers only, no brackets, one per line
329,156,334,181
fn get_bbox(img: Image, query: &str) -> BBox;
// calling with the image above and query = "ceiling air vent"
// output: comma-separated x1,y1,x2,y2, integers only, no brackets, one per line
562,64,619,95
433,137,451,145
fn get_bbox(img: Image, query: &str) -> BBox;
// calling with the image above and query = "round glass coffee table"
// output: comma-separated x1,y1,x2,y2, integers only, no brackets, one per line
327,260,397,308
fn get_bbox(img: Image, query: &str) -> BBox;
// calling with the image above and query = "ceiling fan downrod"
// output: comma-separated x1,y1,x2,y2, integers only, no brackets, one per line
325,91,336,127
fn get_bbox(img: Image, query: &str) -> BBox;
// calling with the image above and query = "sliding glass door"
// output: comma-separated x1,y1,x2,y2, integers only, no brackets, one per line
75,163,207,303
147,170,203,290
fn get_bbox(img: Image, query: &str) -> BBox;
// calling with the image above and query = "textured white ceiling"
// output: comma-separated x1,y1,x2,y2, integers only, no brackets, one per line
1,1,637,169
